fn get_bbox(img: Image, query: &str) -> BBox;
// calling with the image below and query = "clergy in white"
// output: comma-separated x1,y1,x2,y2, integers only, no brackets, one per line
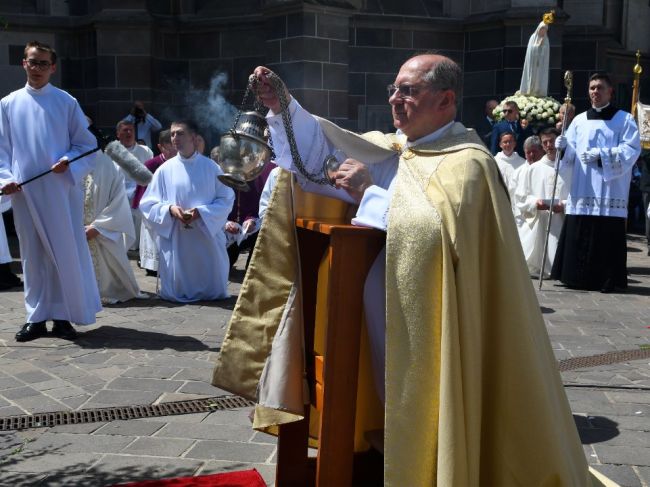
515,128,572,277
84,150,141,304
0,41,100,341
113,120,153,251
552,73,641,292
494,131,526,200
139,120,234,303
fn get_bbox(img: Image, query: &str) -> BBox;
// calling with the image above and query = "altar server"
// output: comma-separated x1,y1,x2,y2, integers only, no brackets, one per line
140,120,234,302
0,41,100,341
553,72,641,292
494,131,525,199
515,128,572,276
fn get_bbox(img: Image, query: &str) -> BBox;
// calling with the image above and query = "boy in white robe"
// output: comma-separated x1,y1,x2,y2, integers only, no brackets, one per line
515,128,572,277
84,147,142,304
139,120,234,302
0,41,100,341
494,132,525,199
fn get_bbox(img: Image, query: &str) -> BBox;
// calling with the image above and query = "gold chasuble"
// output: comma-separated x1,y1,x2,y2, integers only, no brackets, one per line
213,122,596,486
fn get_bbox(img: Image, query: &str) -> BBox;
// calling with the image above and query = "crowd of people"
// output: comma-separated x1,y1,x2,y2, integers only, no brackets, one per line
0,38,643,485
0,41,275,343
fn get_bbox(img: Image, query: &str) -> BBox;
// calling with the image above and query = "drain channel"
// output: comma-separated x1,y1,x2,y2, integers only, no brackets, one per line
558,348,650,372
0,395,254,432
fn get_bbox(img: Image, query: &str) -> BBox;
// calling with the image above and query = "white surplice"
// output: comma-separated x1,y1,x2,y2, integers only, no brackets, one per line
84,151,141,303
514,155,572,276
139,152,234,302
563,108,641,217
0,83,100,324
494,150,526,202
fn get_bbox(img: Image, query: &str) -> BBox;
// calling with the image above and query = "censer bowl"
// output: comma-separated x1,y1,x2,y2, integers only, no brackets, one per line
217,131,271,192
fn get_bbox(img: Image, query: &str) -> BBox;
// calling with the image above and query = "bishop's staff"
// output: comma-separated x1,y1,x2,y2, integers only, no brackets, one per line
538,70,573,289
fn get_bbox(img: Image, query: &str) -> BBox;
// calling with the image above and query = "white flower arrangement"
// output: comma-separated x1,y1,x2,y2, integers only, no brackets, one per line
493,92,562,126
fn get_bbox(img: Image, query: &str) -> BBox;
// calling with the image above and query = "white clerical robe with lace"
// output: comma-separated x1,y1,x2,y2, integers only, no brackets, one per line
139,152,234,302
84,151,141,303
0,83,100,324
515,155,571,276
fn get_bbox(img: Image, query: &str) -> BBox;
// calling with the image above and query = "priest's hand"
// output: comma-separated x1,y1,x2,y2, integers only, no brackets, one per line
1,182,21,195
85,226,100,240
333,159,373,204
253,66,290,114
51,157,69,173
579,149,600,165
555,135,567,150
242,218,257,234
536,199,550,211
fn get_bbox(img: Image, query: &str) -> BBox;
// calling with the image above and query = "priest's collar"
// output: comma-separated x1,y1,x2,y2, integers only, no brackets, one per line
178,151,198,162
587,103,618,120
25,82,51,95
403,121,455,150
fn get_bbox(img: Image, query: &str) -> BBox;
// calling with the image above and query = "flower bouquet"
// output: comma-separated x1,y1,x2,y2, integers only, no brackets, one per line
493,92,562,130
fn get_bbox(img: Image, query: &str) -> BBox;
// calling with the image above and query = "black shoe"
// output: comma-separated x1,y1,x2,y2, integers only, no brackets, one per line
51,320,77,340
145,269,158,277
600,279,615,293
15,321,47,342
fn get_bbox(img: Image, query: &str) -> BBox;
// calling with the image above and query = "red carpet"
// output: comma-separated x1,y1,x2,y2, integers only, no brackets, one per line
112,469,267,487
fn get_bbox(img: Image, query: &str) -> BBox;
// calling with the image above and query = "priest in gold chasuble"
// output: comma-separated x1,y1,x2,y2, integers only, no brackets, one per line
213,55,600,486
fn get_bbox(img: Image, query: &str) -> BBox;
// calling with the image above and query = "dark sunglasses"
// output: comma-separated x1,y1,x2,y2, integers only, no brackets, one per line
502,109,514,114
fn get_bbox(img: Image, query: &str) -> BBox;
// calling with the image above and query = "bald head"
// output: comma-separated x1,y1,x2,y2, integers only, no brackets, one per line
389,54,460,141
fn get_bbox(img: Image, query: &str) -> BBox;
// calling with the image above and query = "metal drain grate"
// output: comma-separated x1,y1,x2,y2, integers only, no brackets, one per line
0,395,254,432
558,348,650,372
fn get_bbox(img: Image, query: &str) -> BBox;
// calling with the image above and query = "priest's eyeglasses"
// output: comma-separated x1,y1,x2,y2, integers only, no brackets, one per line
25,59,52,70
387,83,422,99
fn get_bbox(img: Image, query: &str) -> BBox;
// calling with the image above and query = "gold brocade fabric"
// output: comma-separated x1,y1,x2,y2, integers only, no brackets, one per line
213,122,596,486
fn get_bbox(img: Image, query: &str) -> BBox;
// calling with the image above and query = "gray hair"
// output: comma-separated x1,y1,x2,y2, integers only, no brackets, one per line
422,58,462,100
523,135,542,150
116,119,134,132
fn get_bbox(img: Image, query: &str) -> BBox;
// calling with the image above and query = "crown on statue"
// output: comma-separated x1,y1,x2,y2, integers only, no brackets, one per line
543,10,555,25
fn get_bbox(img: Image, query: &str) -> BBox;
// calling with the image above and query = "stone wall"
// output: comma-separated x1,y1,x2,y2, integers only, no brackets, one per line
0,0,646,143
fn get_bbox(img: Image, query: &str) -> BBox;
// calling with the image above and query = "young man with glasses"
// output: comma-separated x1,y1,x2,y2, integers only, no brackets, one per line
215,54,592,485
0,41,100,342
490,100,532,157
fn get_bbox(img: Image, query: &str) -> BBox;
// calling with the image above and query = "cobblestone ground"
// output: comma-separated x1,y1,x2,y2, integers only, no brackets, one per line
0,235,648,486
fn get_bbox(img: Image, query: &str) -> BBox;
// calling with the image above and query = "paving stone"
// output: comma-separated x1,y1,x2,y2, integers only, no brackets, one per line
177,381,228,395
106,377,185,393
156,423,252,442
0,451,101,473
24,432,134,454
60,394,91,409
87,454,203,480
592,445,650,466
0,406,27,416
1,386,40,400
0,377,23,390
139,412,210,423
251,431,278,445
202,408,253,426
122,436,195,456
185,440,275,462
95,420,165,437
48,422,107,434
83,389,161,406
7,396,67,414
123,366,182,379
12,370,55,384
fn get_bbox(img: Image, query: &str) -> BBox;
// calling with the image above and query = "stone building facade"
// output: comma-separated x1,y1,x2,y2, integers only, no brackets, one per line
0,0,647,145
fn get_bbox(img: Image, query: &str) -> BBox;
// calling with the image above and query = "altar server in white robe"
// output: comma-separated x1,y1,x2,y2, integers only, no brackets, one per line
494,131,525,200
84,149,141,304
0,41,100,342
139,120,234,302
553,72,641,292
515,128,572,277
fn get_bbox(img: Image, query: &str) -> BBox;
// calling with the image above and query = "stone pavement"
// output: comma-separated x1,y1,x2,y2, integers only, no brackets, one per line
0,236,648,486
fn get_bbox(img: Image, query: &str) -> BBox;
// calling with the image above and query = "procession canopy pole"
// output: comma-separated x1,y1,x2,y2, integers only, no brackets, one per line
632,50,642,119
538,70,573,290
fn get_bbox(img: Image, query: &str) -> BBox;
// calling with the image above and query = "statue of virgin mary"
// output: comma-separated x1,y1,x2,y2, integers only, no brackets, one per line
519,12,554,97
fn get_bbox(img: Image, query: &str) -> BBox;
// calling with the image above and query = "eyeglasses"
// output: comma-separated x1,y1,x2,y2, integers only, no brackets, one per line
502,109,513,114
387,83,423,99
25,59,52,70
